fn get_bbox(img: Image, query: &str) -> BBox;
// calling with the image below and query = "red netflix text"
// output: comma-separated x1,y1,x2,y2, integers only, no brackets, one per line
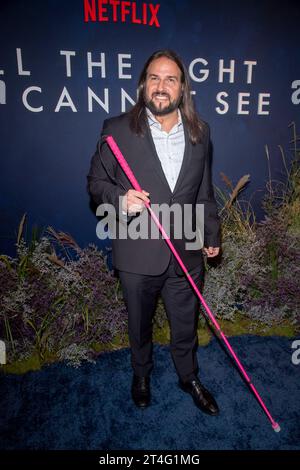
83,0,161,27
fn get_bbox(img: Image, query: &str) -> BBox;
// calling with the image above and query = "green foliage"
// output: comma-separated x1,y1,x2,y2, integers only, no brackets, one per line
0,226,127,368
203,122,300,327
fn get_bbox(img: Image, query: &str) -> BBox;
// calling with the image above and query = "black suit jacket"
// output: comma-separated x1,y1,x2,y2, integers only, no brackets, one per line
87,112,220,275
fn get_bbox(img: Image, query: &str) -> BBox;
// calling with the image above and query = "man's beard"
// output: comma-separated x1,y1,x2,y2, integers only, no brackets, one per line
144,91,182,116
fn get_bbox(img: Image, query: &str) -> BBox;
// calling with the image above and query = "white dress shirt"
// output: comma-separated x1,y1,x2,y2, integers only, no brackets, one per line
146,108,185,192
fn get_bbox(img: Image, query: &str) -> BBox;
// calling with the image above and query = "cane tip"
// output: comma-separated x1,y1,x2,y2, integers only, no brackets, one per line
273,423,281,433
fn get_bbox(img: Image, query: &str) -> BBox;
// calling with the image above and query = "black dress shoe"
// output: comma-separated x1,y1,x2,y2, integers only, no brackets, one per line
179,378,219,416
131,375,151,408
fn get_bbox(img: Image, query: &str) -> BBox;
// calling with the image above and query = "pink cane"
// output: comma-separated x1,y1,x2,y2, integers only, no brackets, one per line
105,135,281,432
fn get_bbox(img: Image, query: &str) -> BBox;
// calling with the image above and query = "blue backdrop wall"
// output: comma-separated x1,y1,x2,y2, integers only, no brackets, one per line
0,0,299,256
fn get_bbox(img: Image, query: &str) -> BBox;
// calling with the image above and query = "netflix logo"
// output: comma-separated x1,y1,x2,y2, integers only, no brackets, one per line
83,0,161,27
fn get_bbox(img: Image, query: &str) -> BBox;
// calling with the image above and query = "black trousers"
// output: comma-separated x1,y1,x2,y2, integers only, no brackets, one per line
118,255,204,383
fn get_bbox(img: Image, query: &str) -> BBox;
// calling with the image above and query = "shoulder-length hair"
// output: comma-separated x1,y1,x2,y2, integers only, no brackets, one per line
129,49,205,145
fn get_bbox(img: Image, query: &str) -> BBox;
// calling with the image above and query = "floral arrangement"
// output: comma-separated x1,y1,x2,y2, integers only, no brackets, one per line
0,230,127,367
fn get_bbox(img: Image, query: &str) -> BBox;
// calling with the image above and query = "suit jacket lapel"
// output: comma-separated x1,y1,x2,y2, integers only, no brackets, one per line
172,122,192,195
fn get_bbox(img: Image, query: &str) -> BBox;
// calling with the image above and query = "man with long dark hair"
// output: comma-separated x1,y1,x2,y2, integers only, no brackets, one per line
88,50,221,415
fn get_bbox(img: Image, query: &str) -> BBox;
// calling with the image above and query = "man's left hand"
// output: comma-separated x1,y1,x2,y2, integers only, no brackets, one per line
203,247,220,258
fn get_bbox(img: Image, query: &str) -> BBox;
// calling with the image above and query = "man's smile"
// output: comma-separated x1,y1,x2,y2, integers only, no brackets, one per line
152,93,170,102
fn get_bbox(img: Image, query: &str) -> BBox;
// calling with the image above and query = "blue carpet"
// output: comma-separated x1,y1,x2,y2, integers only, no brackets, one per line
0,335,299,450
